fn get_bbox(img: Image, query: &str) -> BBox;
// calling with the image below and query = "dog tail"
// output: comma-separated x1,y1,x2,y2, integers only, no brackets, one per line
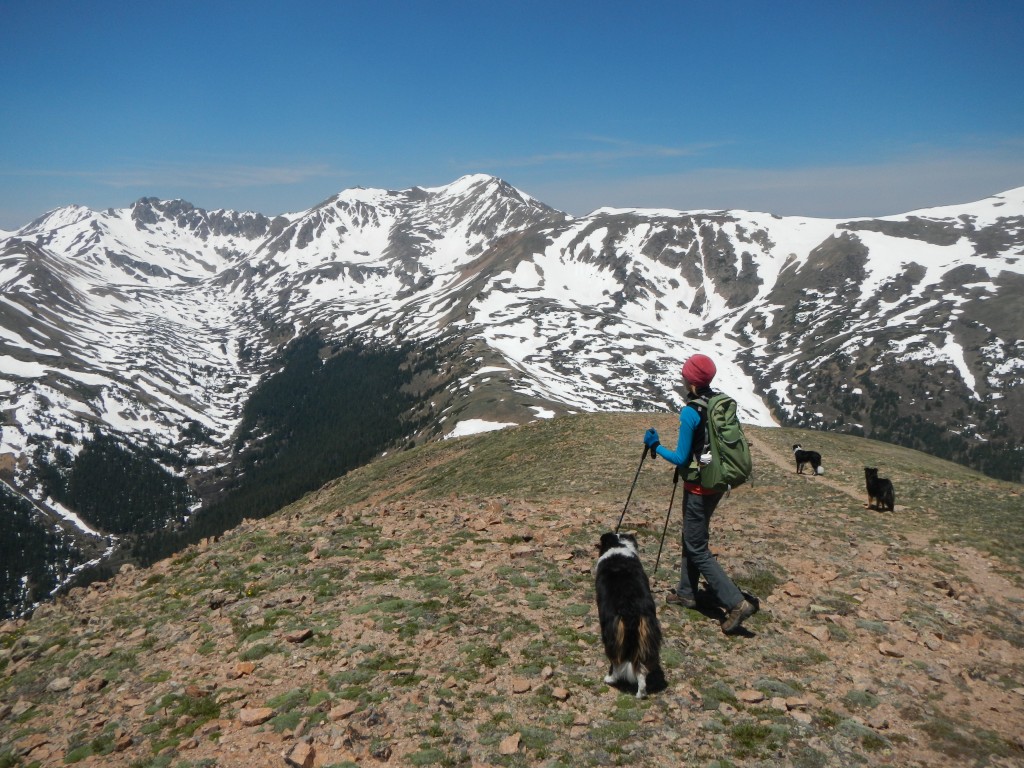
816,466,825,475
599,615,626,666
636,615,666,693
637,615,661,660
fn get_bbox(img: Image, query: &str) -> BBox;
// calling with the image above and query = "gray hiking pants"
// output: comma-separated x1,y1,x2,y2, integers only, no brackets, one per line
675,489,744,611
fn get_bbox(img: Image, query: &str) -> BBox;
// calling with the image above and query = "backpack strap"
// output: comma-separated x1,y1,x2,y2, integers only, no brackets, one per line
685,397,709,481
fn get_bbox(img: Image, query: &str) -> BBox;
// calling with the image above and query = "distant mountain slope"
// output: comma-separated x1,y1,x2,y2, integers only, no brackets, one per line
1,176,1022,618
1,414,1021,767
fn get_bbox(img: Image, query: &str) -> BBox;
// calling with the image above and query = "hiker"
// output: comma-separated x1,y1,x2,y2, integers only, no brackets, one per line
642,353,758,635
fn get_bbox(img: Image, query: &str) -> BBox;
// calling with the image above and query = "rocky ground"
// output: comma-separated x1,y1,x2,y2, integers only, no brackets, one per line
2,420,1023,767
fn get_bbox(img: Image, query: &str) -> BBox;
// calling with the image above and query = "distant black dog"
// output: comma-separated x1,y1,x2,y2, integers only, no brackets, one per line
864,467,896,511
595,532,666,698
793,444,824,475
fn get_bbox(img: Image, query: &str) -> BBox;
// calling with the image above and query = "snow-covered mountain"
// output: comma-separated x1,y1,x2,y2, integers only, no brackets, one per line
2,174,1022,614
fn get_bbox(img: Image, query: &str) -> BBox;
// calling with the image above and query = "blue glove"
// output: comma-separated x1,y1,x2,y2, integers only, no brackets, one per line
644,428,660,451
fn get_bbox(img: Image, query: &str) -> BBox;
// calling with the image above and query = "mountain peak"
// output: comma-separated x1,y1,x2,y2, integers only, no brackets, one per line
893,184,1024,222
20,203,96,233
425,172,501,195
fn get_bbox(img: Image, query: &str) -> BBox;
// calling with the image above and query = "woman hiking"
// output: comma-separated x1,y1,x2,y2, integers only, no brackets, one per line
642,353,758,635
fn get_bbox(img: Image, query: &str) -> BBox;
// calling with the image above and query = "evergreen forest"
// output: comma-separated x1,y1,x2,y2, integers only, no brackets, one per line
0,486,86,620
36,433,194,535
132,333,443,564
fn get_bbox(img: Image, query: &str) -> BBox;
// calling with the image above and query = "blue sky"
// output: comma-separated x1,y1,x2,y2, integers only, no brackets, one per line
2,0,1022,229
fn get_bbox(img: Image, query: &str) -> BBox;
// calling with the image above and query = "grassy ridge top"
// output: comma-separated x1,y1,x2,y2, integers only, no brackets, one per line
2,412,1022,767
311,412,1024,569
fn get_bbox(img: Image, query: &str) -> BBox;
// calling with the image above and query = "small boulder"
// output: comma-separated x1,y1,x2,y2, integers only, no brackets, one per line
329,701,358,721
239,707,275,726
46,677,73,693
499,733,520,755
284,740,315,768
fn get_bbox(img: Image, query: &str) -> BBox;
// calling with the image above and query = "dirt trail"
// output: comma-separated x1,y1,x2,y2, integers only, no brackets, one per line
753,437,872,507
753,434,1024,605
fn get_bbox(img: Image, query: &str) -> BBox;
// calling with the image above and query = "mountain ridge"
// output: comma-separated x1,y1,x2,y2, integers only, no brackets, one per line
1,176,1022,619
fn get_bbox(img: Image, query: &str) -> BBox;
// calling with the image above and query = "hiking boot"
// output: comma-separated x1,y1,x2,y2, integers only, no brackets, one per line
721,599,758,635
666,592,698,609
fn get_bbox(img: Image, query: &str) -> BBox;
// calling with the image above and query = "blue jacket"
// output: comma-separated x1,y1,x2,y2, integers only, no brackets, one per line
655,403,701,467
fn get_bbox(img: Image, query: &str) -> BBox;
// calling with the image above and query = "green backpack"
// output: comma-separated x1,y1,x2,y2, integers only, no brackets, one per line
687,393,753,493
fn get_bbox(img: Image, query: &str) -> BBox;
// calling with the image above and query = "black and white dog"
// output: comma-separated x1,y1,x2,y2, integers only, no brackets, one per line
793,444,825,475
864,467,896,511
594,532,665,698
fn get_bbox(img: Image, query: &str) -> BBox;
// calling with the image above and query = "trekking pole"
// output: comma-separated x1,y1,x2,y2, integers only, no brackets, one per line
615,442,652,533
653,465,681,575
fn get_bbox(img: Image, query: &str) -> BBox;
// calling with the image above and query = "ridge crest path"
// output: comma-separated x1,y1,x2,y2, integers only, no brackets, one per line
753,435,876,507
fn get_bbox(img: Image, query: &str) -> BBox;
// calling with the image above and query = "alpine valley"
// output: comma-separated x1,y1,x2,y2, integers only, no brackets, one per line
2,174,1022,619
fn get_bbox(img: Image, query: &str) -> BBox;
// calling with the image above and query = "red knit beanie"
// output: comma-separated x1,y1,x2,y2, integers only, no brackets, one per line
681,354,716,387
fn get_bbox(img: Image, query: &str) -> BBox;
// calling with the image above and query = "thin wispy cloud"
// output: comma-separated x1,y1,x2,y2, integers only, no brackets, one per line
4,163,339,190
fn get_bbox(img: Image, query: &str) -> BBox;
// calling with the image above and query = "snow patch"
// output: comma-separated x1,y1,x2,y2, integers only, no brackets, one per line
444,418,519,439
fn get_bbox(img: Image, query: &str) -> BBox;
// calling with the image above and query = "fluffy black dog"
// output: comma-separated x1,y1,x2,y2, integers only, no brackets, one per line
864,467,895,511
595,532,666,698
793,444,824,475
